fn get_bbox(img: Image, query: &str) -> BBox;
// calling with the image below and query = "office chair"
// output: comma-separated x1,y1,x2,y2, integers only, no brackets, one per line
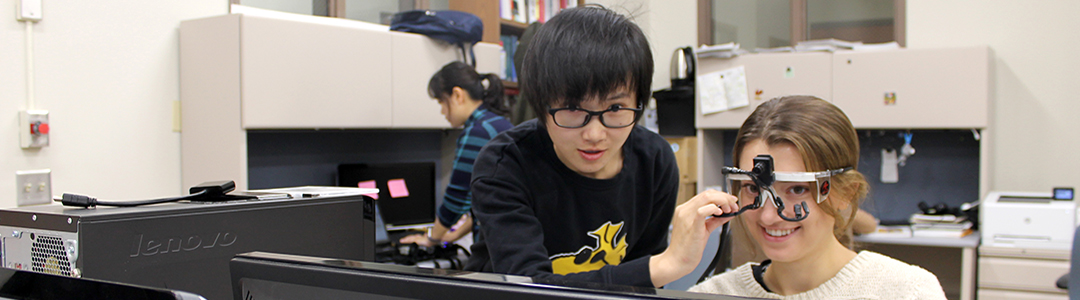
1058,225,1080,298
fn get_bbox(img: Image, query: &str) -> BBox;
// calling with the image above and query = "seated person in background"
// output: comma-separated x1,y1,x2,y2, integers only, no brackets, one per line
400,61,514,247
690,96,946,299
466,6,738,287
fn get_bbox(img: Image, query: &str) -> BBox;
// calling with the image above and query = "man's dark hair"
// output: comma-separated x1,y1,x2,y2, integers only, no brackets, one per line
521,6,654,126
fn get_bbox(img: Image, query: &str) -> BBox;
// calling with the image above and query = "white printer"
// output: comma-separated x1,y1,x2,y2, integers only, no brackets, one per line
980,190,1076,250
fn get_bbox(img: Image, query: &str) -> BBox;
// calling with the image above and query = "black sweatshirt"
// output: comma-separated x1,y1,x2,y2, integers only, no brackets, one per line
465,119,678,287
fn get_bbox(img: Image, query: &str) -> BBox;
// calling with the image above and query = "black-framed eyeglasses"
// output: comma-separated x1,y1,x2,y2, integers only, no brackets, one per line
547,105,643,128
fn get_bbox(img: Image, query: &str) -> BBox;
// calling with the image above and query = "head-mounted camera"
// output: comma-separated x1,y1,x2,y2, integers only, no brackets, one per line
714,154,852,222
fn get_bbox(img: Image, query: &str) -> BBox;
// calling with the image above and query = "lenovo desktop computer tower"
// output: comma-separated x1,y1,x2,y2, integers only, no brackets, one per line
0,191,375,300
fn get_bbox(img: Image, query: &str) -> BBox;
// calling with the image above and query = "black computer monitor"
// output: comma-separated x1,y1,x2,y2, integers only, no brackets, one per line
0,267,205,300
230,251,755,300
338,162,436,231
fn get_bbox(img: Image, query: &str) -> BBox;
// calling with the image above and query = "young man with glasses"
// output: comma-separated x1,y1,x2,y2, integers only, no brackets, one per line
465,6,738,288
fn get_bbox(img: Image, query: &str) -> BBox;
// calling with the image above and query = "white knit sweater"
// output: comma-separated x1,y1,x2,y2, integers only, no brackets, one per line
689,251,946,300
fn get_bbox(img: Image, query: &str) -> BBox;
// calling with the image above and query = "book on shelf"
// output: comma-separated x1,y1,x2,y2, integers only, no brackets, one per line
500,0,513,20
911,227,974,238
911,219,973,238
861,225,912,238
911,220,972,230
909,213,966,224
506,0,526,23
527,0,542,23
499,35,518,81
503,0,576,24
544,0,560,22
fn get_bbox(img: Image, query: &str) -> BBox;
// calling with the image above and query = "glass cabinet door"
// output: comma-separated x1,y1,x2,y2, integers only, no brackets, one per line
711,0,791,50
807,0,895,43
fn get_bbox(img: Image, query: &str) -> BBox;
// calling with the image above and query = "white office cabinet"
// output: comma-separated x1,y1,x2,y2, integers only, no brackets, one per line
391,32,501,128
978,246,1069,299
180,14,249,190
831,46,989,129
240,15,394,128
696,52,832,129
179,12,499,190
978,290,1067,300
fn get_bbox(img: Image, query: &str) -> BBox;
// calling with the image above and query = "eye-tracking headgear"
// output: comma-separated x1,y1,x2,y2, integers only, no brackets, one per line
714,154,852,222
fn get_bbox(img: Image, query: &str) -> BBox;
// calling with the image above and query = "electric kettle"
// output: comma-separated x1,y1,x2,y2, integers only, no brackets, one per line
670,46,695,87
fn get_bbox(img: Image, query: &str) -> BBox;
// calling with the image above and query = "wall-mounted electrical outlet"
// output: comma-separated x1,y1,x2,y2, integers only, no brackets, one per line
16,0,43,22
15,169,51,206
19,110,49,148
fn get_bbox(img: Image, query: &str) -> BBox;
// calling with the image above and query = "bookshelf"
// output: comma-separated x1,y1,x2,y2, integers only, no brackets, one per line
451,0,584,95
500,19,528,36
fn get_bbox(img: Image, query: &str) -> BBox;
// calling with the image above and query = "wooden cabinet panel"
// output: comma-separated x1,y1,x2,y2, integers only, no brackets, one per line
241,15,393,129
831,46,988,129
696,52,832,129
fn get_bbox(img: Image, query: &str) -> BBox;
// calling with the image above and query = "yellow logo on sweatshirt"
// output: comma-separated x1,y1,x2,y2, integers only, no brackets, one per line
550,221,627,275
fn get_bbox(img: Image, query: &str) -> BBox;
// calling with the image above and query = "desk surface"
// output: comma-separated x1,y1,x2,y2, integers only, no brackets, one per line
855,231,980,248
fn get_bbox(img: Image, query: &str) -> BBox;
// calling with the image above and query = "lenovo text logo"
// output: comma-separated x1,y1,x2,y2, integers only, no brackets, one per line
130,232,237,257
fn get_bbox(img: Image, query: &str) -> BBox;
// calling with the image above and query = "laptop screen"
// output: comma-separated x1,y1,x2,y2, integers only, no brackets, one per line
338,162,436,231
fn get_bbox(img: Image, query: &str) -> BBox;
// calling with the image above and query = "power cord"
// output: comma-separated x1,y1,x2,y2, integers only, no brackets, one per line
57,180,235,208
697,222,730,283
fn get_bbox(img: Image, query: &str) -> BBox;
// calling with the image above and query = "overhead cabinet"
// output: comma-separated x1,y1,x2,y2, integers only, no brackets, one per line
695,46,988,129
179,12,499,189
693,46,992,236
696,52,833,129
832,46,989,129
182,14,499,129
238,15,394,128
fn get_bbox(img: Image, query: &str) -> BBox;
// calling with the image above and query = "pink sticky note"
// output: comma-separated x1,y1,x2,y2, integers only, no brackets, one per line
387,178,410,198
357,180,378,200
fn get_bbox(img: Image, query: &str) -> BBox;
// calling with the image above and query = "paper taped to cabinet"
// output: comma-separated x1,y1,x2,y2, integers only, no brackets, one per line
698,66,749,115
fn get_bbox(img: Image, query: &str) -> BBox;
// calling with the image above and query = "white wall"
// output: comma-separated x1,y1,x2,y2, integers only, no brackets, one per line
593,0,698,91
0,1,228,208
907,1,1080,191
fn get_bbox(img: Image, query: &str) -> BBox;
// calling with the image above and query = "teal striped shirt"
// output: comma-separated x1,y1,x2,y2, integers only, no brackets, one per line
438,105,513,228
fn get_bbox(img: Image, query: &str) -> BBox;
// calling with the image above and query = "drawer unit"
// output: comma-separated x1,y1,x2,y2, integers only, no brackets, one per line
978,246,1069,298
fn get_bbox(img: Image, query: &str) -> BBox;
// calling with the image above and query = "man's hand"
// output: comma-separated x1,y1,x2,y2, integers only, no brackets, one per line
649,189,739,287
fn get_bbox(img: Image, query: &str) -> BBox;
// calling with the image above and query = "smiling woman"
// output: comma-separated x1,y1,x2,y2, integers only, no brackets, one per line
690,95,946,299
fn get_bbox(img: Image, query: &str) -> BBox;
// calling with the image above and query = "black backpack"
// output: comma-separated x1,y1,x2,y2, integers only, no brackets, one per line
390,10,484,67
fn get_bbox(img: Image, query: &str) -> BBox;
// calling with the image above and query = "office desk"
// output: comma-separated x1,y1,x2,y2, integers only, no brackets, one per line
854,233,979,300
